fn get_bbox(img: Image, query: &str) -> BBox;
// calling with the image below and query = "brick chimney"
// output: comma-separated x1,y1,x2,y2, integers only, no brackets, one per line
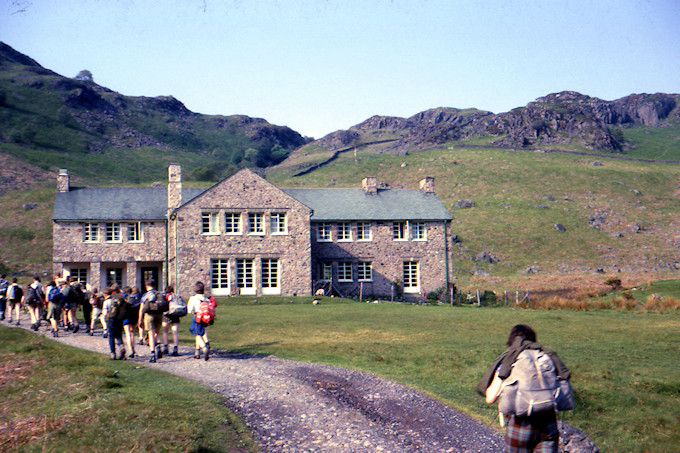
168,164,182,211
362,176,378,194
419,177,435,194
57,169,70,192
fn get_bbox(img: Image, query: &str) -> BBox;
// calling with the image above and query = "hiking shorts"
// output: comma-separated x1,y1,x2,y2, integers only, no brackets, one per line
144,313,163,332
163,314,181,325
46,302,61,320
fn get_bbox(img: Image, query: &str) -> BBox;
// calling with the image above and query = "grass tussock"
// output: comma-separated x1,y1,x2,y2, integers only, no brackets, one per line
524,292,680,312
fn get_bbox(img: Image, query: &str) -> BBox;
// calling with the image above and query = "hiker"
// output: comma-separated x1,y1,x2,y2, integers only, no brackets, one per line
102,284,127,360
477,324,572,453
0,274,7,321
188,281,214,361
24,277,45,331
62,277,83,333
140,279,165,362
130,287,146,346
88,288,106,336
81,285,92,333
46,279,63,337
161,285,183,357
6,278,23,325
121,286,138,358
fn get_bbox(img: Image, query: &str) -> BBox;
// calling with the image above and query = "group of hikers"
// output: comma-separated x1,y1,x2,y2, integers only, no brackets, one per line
0,274,216,363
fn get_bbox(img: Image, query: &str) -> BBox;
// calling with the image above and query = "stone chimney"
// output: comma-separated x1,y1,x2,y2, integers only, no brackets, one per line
57,169,70,192
419,177,435,194
362,176,378,194
168,164,182,211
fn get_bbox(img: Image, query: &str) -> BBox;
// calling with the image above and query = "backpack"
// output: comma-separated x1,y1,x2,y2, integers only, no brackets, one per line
144,289,169,314
166,294,187,317
25,286,41,307
195,295,215,325
48,286,61,303
108,294,128,321
498,349,574,417
8,284,22,301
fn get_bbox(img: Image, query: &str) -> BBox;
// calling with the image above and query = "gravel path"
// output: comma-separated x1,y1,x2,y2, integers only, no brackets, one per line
14,315,505,452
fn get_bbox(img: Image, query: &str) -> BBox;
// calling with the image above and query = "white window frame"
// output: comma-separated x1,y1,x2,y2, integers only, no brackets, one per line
105,223,121,243
338,262,353,282
403,261,420,293
261,258,280,295
202,212,219,235
393,221,407,241
69,268,88,286
320,262,333,281
225,212,242,235
357,262,372,282
356,222,372,241
237,258,255,295
270,213,288,235
248,213,265,235
211,259,230,296
410,221,427,241
127,222,144,242
106,268,123,287
317,223,332,242
337,222,352,242
83,223,99,243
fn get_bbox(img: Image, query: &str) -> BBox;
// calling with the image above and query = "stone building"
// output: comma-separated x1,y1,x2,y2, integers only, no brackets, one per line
53,165,453,299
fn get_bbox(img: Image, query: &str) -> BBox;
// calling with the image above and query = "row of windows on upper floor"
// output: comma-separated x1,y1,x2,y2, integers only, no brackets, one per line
315,221,427,242
201,212,288,235
82,222,144,243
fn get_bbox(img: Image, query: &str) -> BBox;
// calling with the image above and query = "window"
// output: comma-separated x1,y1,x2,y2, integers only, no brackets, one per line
411,222,426,241
317,223,331,242
357,222,372,241
83,223,99,242
211,259,230,290
337,222,352,241
70,268,88,286
261,258,280,294
403,261,419,292
320,262,333,281
225,213,242,235
105,223,121,242
357,262,372,282
106,268,123,287
338,262,353,282
248,213,264,235
236,258,255,295
128,222,143,242
393,221,407,240
202,212,219,234
270,213,287,235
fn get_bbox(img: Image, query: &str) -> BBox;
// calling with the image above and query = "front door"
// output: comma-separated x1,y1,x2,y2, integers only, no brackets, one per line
141,267,160,289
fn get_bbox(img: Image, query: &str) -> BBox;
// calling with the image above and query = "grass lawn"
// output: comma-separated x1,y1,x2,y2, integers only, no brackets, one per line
194,297,680,452
0,326,257,452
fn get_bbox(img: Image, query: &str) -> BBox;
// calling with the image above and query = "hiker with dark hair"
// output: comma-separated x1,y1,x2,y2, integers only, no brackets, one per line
88,288,105,336
6,278,22,325
121,285,138,358
161,285,182,357
62,277,83,333
0,274,8,321
24,276,45,331
188,281,214,361
140,279,165,362
46,279,63,337
102,284,127,360
477,324,572,452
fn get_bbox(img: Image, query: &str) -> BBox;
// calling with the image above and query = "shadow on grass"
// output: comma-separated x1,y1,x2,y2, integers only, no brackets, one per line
214,341,281,360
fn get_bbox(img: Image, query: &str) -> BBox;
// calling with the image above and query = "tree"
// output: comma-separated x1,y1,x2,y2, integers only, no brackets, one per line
75,70,94,83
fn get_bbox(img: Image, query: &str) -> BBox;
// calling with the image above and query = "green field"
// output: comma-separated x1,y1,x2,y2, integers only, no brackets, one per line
0,326,257,452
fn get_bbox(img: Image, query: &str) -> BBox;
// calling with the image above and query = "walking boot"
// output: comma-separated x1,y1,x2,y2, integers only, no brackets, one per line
149,352,156,363
72,323,79,333
156,345,163,359
204,343,210,361
163,344,169,356
172,346,179,357
194,348,201,359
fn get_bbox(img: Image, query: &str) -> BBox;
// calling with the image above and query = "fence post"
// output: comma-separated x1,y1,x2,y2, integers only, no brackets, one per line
360,282,363,302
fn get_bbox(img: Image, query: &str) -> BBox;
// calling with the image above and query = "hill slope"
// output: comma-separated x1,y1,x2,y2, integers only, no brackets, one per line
0,42,309,191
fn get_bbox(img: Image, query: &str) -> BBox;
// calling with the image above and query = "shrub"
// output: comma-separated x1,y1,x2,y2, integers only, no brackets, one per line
604,277,622,290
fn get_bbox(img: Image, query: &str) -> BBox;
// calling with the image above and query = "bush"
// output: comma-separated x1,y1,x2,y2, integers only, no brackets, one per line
604,277,622,290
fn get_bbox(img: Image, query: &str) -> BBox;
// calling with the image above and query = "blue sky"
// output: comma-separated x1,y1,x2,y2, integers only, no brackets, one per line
1,0,679,138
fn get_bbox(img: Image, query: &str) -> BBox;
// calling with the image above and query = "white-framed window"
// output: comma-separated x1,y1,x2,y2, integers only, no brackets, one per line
248,213,264,235
358,262,372,282
236,258,255,295
393,221,406,240
83,223,99,243
403,261,419,292
211,259,230,293
261,258,280,294
320,262,333,281
357,222,372,241
225,212,242,235
317,223,332,242
411,222,427,241
106,268,123,287
105,223,121,242
270,213,287,235
128,222,143,242
337,222,352,241
69,268,88,286
202,212,219,235
338,262,353,282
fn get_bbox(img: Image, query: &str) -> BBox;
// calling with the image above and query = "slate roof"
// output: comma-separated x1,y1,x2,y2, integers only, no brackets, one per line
282,188,453,222
53,187,206,221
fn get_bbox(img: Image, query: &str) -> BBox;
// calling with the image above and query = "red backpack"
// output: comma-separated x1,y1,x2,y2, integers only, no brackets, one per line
196,295,216,325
